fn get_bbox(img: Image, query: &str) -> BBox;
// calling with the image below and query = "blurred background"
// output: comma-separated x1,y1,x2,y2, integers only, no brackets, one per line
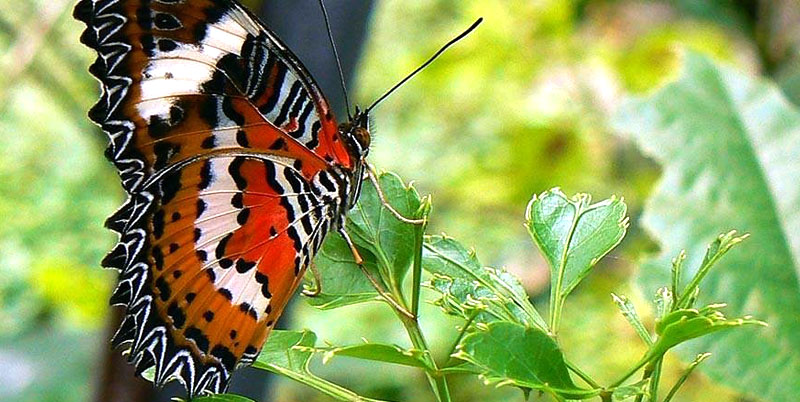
1,0,798,401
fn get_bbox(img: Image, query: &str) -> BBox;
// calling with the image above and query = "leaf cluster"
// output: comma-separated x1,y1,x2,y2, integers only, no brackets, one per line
180,174,762,402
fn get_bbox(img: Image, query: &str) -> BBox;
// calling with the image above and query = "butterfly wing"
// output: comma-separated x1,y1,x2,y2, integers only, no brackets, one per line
75,0,354,395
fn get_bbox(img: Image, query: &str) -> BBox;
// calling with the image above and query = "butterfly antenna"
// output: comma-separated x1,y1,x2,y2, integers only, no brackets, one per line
366,17,483,113
317,0,352,119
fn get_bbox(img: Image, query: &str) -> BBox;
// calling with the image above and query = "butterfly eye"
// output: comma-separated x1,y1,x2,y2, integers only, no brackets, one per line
338,121,370,157
352,127,371,149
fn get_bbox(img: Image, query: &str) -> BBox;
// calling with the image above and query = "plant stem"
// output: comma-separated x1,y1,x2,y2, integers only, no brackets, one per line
373,247,449,401
264,364,383,402
370,193,448,402
609,354,653,388
630,359,659,402
675,248,726,308
564,359,600,389
646,359,663,402
411,202,428,317
662,353,710,402
549,209,581,336
444,310,479,365
398,312,451,402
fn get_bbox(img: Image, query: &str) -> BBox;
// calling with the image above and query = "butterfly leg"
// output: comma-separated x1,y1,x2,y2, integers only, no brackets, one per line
365,164,426,225
302,262,322,297
338,228,415,319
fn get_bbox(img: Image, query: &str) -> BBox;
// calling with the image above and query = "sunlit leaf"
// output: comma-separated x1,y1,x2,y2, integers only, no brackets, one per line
320,343,431,369
525,188,628,299
423,235,546,329
189,394,255,402
30,258,110,329
676,231,749,308
613,50,800,401
253,330,384,402
649,305,765,360
615,22,735,93
310,172,422,310
306,234,380,309
611,378,650,401
453,322,598,400
347,171,423,286
611,293,652,346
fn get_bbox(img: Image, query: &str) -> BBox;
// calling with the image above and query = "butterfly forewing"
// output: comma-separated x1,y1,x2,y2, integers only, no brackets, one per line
75,0,355,395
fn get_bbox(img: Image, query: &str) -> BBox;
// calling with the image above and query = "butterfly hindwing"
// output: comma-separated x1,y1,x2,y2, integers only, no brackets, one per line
103,154,351,394
75,0,357,396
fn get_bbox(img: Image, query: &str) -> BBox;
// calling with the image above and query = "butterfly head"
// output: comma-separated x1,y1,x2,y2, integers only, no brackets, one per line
338,107,371,163
337,107,371,208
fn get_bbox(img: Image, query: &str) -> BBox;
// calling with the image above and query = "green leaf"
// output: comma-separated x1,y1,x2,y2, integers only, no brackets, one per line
648,305,765,362
611,378,650,401
422,234,483,276
189,394,255,402
612,50,800,401
775,54,800,107
670,251,686,310
319,343,432,369
307,234,380,309
428,274,521,324
611,293,652,346
653,287,672,322
438,361,483,374
310,172,422,310
525,188,628,299
347,171,423,288
140,367,155,384
309,172,423,309
676,231,749,308
454,322,598,400
255,330,315,371
253,330,383,402
423,235,546,329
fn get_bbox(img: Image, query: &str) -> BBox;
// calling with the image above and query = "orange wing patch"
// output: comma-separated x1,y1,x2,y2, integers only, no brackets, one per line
105,154,345,394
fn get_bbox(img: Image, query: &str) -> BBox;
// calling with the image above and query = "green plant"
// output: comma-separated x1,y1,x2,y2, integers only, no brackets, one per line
613,51,800,401
180,177,762,402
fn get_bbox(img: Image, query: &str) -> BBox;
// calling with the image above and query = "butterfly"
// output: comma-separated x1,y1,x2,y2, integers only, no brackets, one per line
74,0,479,396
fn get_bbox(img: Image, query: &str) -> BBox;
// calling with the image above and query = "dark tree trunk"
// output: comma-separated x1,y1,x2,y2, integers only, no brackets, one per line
94,308,157,402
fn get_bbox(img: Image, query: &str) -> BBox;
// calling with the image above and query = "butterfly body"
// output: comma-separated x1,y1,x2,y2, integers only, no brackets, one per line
75,0,371,395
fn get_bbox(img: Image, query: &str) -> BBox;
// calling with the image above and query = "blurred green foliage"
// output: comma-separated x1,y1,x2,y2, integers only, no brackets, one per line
2,0,799,401
615,51,800,401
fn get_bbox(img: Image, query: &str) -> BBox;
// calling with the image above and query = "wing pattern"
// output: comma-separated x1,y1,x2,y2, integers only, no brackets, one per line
75,0,355,396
